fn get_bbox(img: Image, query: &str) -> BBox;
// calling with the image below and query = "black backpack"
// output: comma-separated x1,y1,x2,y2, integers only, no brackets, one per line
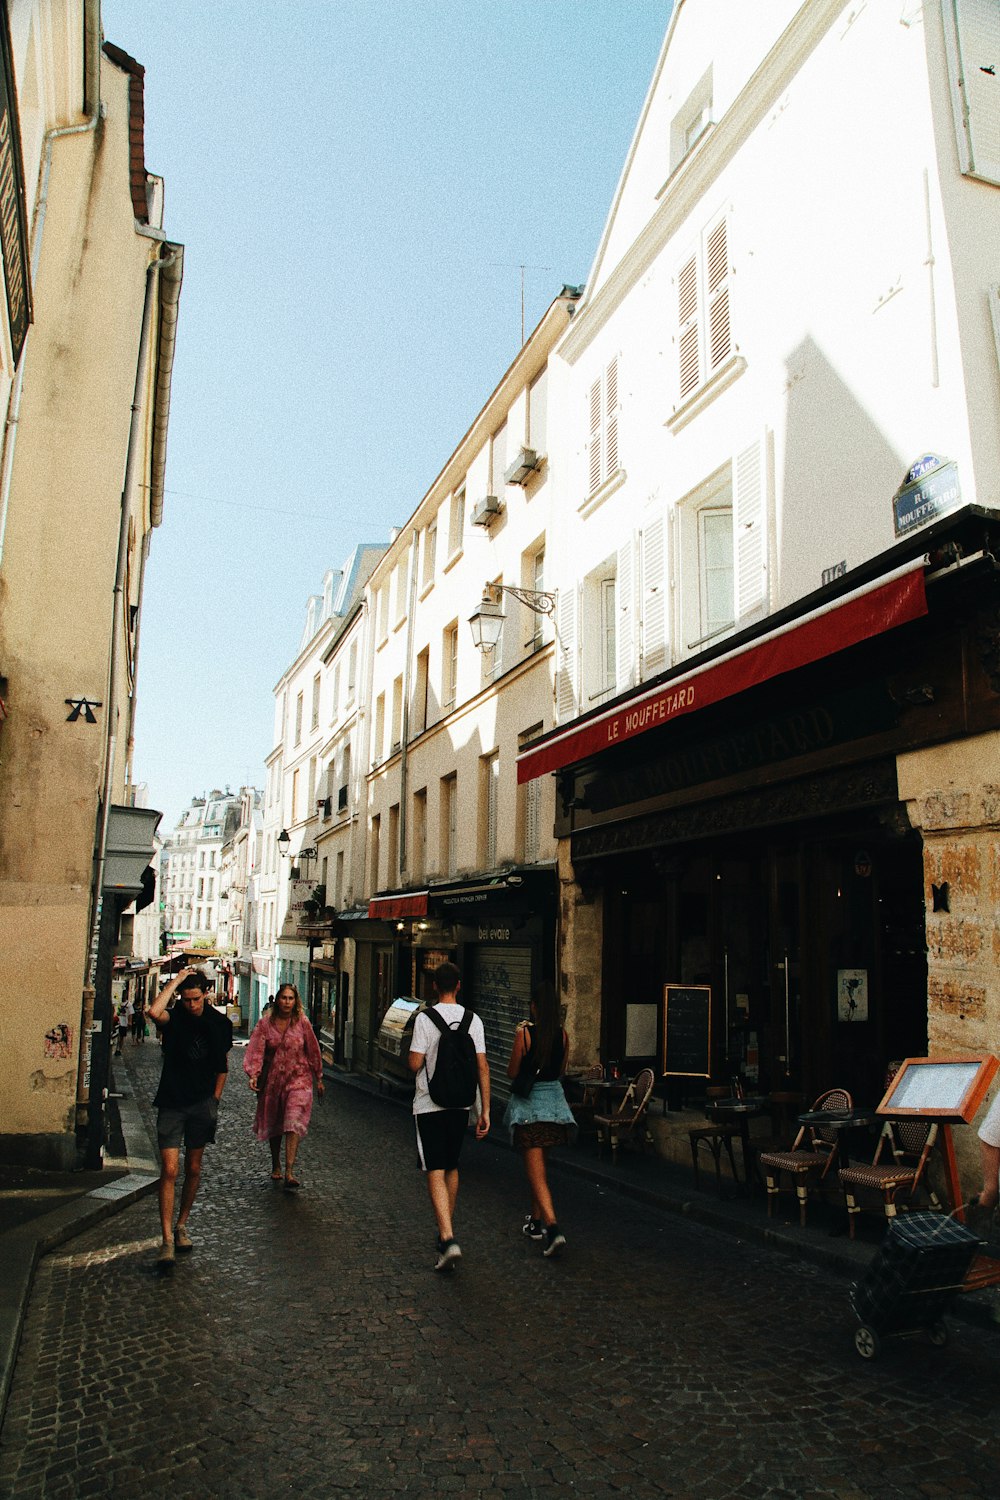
423,1006,478,1109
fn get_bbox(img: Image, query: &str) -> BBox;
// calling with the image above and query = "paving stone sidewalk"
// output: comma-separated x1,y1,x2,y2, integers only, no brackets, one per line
0,1044,996,1499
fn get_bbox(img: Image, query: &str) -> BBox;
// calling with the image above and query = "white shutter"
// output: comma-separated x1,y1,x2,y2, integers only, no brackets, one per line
677,254,700,398
616,537,635,693
952,0,1000,184
640,516,667,680
587,378,602,495
605,356,619,476
556,586,578,721
734,437,769,621
706,217,731,372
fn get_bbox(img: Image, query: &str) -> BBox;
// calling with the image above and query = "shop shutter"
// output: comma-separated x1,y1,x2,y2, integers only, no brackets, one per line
733,436,769,621
616,536,635,694
640,515,667,680
467,945,534,1105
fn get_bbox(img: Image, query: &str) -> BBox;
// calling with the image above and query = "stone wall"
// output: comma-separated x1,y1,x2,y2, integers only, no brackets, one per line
558,844,603,1068
898,732,1000,1185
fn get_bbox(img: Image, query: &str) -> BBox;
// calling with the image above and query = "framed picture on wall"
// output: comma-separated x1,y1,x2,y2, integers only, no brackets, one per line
837,969,868,1022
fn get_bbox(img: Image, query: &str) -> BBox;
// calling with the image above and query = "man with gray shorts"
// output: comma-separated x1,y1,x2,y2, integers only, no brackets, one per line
149,966,233,1268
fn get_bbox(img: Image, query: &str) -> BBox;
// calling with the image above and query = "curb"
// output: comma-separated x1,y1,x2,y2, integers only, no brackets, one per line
0,1087,158,1429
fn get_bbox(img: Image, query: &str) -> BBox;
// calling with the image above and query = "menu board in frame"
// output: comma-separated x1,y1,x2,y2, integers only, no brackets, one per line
877,1055,999,1122
661,985,711,1079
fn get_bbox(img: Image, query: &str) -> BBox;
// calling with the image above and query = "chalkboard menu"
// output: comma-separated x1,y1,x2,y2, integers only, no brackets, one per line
661,985,711,1078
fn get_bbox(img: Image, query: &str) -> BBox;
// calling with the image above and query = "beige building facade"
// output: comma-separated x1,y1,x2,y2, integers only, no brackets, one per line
0,3,182,1166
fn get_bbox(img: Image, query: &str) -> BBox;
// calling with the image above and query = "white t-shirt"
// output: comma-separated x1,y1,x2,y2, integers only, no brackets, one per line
410,1002,487,1116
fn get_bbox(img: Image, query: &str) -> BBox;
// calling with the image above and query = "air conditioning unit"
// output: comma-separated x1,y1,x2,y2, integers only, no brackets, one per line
471,494,502,527
505,447,542,485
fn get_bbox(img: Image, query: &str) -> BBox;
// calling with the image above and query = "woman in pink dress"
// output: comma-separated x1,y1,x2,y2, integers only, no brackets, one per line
244,983,324,1190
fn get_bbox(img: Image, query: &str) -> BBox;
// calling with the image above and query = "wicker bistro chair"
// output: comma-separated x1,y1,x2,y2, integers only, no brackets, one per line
758,1088,853,1227
568,1065,605,1135
595,1068,656,1163
688,1086,742,1193
838,1118,941,1240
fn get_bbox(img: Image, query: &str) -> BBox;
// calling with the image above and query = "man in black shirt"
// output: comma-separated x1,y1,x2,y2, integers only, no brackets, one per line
148,966,232,1268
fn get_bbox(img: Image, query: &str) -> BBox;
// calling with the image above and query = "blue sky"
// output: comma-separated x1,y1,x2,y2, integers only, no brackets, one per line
100,1,672,832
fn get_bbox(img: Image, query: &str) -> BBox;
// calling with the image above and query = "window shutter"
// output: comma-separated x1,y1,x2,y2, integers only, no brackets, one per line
556,586,577,721
952,0,1000,184
706,218,731,372
486,756,499,868
677,254,700,398
640,516,667,680
616,537,635,694
588,378,602,495
605,357,619,476
734,437,768,621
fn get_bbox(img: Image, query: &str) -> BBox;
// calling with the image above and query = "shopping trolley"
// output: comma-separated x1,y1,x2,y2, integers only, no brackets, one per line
849,1208,1000,1359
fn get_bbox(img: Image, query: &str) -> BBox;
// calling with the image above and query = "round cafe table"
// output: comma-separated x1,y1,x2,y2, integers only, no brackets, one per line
709,1096,768,1190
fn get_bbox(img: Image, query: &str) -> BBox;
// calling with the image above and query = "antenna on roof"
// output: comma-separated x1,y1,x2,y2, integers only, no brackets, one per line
490,261,553,346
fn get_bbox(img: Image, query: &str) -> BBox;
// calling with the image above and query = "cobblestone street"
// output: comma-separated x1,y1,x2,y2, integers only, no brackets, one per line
0,1045,997,1499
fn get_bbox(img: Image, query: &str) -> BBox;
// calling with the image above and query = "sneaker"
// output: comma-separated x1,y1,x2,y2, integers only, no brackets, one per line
434,1238,462,1272
174,1225,193,1254
521,1215,545,1241
542,1225,566,1259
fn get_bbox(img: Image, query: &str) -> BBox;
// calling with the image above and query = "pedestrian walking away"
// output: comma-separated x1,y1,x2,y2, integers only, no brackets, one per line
132,996,147,1044
114,999,130,1056
148,966,233,1269
504,981,576,1259
408,961,490,1272
243,983,324,1190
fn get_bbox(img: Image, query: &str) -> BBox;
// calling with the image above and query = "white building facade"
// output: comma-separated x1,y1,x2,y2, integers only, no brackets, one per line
517,0,1000,1137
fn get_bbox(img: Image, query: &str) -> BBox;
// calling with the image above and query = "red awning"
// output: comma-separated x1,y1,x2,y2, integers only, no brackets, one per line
367,891,429,920
517,563,928,784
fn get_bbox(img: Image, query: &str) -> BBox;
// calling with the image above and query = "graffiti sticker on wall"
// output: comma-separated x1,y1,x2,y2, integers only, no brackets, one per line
44,1023,73,1059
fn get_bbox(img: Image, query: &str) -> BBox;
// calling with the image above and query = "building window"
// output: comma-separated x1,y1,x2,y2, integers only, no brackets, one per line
480,752,500,869
377,584,389,642
374,693,385,765
291,768,300,821
448,489,465,557
335,850,345,908
675,465,735,654
311,673,320,731
442,622,458,709
528,367,547,459
676,213,731,403
391,675,403,753
388,803,400,887
670,67,713,173
586,356,620,497
294,692,303,746
522,544,546,653
413,647,430,736
422,515,437,588
347,640,357,702
945,0,1000,186
393,557,408,629
481,577,504,686
370,814,381,892
440,773,457,877
308,754,318,810
490,420,507,498
412,787,427,883
580,558,617,707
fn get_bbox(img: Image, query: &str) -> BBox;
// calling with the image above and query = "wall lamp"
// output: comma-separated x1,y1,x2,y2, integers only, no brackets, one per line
468,581,556,655
277,830,317,861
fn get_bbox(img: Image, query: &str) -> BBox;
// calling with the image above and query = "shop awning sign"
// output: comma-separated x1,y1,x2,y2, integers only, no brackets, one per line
893,456,961,537
517,562,928,784
367,891,428,920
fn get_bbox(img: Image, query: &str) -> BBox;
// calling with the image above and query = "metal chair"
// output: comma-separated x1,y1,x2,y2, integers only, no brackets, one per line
595,1067,655,1163
758,1087,853,1227
568,1064,604,1134
688,1086,741,1193
838,1118,941,1239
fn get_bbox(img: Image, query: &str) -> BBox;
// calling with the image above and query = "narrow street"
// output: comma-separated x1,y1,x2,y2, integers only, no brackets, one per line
0,1045,996,1500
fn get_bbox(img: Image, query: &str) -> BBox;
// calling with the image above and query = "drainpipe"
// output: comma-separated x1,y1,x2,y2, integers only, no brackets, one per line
87,245,180,984
0,0,102,563
397,528,420,883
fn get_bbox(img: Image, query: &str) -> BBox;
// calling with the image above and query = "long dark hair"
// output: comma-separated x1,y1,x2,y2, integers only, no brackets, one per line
529,982,562,1073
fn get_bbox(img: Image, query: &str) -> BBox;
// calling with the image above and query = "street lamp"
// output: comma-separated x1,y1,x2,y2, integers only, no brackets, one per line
277,829,291,857
468,581,556,654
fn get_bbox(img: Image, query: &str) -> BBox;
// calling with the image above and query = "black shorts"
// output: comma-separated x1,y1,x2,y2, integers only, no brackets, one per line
157,1097,219,1151
415,1110,469,1172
